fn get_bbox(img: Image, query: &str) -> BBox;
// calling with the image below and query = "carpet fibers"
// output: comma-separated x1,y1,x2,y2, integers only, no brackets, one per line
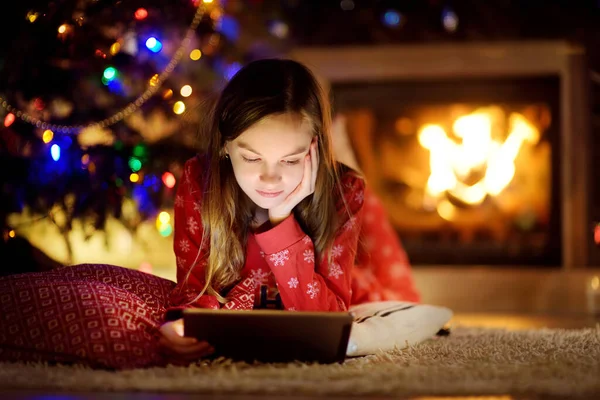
1,326,599,397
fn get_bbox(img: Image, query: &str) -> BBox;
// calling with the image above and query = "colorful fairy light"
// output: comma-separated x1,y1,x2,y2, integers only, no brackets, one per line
173,101,185,114
50,144,61,161
162,172,176,188
189,49,202,60
134,8,148,20
4,113,15,127
145,37,163,53
42,129,54,143
130,173,140,183
103,67,117,81
128,157,142,172
180,85,192,97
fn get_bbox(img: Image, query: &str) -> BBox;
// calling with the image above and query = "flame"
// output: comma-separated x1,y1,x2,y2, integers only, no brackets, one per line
418,108,540,212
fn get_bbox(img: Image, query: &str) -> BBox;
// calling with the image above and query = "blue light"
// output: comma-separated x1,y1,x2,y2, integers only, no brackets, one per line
224,62,242,81
217,15,240,41
50,144,61,161
145,37,162,53
383,10,401,27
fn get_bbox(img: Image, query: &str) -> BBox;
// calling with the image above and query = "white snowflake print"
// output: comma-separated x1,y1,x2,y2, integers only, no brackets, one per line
287,307,296,311
178,239,191,253
187,217,199,235
259,251,265,258
354,191,364,204
306,281,320,299
288,277,299,289
328,262,344,279
390,262,408,278
176,257,186,270
382,245,392,257
303,249,314,263
302,235,312,244
270,249,290,266
249,269,269,289
343,215,357,231
193,202,202,214
331,244,344,258
174,195,184,208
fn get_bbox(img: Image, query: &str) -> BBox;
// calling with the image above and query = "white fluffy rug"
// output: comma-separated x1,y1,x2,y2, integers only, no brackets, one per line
1,326,599,397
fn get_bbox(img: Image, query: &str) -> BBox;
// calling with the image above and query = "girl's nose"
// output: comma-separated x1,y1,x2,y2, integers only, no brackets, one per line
260,165,282,183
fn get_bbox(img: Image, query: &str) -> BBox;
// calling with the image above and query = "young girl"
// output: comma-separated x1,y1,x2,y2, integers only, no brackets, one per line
158,59,419,362
0,58,418,369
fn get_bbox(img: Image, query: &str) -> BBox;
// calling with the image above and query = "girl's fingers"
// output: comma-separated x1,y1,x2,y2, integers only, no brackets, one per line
160,336,214,356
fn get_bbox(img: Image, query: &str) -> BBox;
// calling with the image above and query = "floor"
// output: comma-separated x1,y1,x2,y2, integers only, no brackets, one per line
1,312,598,400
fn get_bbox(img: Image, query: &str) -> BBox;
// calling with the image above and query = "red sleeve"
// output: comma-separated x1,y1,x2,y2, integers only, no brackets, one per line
253,171,365,311
167,156,257,317
167,156,220,313
351,186,421,304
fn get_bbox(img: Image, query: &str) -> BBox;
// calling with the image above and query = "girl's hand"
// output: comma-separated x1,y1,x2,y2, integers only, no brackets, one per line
158,318,214,361
268,137,319,225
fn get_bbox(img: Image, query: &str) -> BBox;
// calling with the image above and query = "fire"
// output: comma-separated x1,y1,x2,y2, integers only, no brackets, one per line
418,107,540,210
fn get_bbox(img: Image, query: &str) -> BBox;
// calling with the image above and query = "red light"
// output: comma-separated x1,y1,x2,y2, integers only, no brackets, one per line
134,8,148,20
594,224,600,245
162,172,176,188
4,113,15,127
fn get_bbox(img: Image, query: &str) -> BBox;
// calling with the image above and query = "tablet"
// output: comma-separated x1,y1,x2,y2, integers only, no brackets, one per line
183,308,353,364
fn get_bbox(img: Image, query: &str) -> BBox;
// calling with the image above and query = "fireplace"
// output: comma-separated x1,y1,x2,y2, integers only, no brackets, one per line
291,41,591,270
332,77,561,266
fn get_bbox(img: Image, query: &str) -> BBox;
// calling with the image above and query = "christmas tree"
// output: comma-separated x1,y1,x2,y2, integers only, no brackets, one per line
0,0,291,271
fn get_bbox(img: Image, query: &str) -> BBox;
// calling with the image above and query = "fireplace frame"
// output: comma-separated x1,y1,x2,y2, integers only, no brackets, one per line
291,40,591,270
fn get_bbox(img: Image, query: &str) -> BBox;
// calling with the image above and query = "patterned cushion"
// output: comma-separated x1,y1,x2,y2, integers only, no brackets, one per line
0,264,176,370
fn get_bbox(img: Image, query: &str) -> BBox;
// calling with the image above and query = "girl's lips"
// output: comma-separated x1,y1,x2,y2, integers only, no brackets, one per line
256,190,283,198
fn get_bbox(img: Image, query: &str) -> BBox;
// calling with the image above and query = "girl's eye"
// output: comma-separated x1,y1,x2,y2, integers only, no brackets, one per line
242,157,260,163
283,160,300,165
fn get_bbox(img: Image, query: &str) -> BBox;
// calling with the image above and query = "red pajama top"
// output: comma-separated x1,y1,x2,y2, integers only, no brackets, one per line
168,155,365,313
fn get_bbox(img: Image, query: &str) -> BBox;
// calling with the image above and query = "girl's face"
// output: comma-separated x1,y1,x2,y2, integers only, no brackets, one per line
225,113,314,211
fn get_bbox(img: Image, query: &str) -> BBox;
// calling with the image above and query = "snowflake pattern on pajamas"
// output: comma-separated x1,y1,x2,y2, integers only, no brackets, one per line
187,217,199,235
306,281,320,299
178,239,191,253
331,244,344,258
328,262,344,279
249,269,270,289
303,249,314,263
288,277,299,289
270,249,290,267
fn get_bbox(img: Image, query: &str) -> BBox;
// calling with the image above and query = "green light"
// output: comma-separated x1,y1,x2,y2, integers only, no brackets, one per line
128,157,142,172
115,177,123,187
103,67,117,81
133,144,147,158
158,223,173,237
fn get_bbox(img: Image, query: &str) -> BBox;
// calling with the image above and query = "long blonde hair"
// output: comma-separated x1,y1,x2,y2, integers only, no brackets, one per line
184,59,348,304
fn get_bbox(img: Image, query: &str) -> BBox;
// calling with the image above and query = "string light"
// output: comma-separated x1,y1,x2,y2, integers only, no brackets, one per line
4,113,15,127
50,144,61,161
180,85,192,97
0,3,207,134
42,129,54,143
145,37,163,53
162,172,176,188
26,11,39,23
190,49,202,60
130,173,140,183
134,8,148,20
173,101,186,114
149,74,159,87
109,42,120,55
